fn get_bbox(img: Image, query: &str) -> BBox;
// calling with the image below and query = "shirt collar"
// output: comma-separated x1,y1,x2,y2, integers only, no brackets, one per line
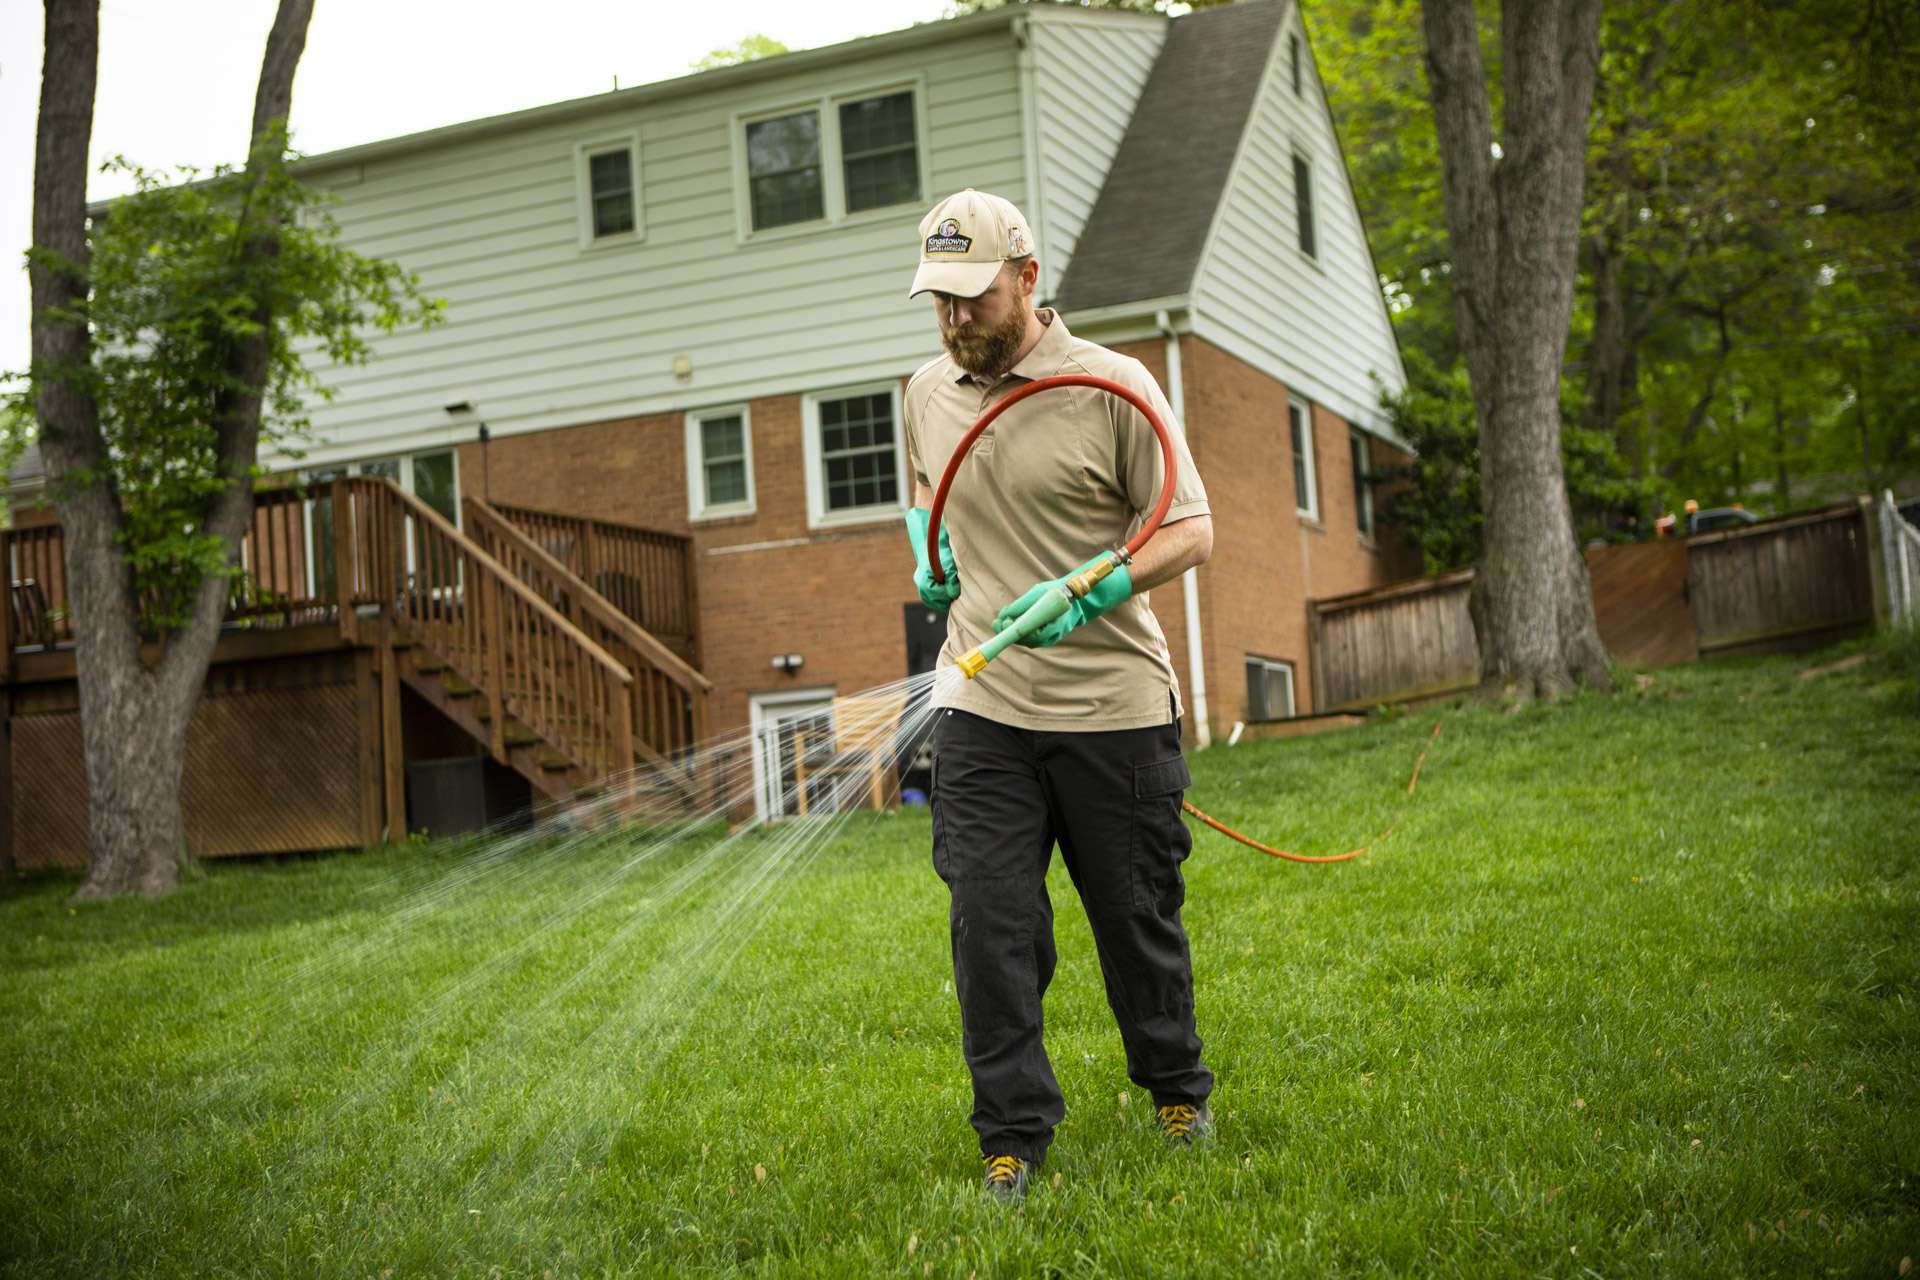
952,308,1071,386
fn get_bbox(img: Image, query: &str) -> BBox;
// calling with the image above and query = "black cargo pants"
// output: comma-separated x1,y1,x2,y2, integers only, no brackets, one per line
930,706,1213,1163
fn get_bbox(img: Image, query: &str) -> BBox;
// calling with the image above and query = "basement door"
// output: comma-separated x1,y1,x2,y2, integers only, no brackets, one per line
748,689,836,822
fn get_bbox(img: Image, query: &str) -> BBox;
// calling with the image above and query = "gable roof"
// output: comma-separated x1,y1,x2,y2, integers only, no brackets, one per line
1052,0,1286,315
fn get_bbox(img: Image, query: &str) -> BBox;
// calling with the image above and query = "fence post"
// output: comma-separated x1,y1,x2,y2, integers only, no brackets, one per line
1,529,14,684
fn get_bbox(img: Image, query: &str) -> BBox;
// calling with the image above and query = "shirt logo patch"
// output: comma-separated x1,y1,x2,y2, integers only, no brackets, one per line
925,217,973,255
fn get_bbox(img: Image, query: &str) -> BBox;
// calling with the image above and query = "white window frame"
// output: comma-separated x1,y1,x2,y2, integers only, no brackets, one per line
574,131,643,250
1245,656,1297,721
748,687,836,822
730,77,930,243
684,404,756,522
1350,428,1375,540
1289,395,1320,521
802,381,909,530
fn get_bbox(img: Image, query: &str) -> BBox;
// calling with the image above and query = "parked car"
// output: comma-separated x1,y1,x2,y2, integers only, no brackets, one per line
1688,506,1760,534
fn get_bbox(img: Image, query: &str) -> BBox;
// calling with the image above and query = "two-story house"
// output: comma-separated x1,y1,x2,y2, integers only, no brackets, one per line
4,0,1416,865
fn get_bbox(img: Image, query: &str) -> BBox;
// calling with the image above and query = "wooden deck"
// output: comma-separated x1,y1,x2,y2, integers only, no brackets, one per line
4,479,713,872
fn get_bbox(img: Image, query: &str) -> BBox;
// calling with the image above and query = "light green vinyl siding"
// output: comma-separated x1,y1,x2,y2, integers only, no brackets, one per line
284,31,1026,470
1028,13,1164,303
1191,3,1407,441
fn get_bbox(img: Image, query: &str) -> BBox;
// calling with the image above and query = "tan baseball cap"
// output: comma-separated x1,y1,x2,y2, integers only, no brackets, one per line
907,189,1035,299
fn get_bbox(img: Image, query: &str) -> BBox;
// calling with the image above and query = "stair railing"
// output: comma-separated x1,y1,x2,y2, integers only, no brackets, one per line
466,498,711,772
486,501,698,662
333,476,635,782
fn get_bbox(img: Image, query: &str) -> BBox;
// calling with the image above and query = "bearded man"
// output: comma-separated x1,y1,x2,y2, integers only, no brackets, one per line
900,189,1217,1202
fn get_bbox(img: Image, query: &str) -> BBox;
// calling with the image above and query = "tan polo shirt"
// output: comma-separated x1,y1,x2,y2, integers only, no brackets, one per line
905,309,1209,732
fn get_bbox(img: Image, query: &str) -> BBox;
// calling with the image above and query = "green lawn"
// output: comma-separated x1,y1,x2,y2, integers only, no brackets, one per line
3,642,1917,1278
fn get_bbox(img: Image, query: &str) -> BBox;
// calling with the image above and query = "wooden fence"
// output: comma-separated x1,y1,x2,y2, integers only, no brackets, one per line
1307,501,1876,710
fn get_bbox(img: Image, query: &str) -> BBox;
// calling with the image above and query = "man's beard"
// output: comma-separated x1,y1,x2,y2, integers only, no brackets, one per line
942,297,1029,377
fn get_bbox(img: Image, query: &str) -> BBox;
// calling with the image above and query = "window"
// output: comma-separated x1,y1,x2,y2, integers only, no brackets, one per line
1289,396,1319,519
735,83,925,236
685,405,755,520
1350,430,1374,538
575,133,643,247
839,91,920,212
304,449,459,597
1290,34,1302,95
802,384,906,527
1293,152,1316,258
746,110,825,230
1246,657,1296,721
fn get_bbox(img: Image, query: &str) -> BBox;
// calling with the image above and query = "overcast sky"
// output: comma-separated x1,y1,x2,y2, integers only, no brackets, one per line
0,0,951,384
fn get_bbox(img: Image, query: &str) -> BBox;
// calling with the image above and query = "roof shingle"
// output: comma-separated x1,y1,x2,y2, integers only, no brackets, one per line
1053,0,1285,315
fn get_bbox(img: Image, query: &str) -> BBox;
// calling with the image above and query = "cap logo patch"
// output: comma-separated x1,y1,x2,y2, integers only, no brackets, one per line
1008,226,1028,256
925,217,973,255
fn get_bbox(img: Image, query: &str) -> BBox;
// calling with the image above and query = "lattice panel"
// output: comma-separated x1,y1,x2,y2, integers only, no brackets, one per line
11,684,362,871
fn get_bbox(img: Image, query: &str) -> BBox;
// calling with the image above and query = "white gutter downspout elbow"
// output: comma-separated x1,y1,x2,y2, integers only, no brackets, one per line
1156,308,1211,749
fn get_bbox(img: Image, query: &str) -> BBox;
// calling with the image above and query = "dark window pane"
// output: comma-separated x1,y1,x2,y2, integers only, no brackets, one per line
817,393,898,512
747,112,823,229
747,111,820,175
706,459,747,507
1350,433,1372,535
593,192,634,237
590,150,630,197
840,93,919,212
750,170,822,229
589,149,636,238
702,416,744,461
1290,34,1302,95
1290,406,1311,510
1293,154,1316,257
412,451,457,526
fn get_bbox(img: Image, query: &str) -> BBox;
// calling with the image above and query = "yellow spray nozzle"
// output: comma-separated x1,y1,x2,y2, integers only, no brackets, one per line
956,647,991,679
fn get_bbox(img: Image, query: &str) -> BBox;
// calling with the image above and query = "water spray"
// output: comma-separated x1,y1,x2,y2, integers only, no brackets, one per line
925,373,1425,865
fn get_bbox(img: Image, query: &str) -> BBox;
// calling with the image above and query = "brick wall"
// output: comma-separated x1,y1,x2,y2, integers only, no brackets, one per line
1176,337,1417,732
457,395,915,735
453,337,1417,741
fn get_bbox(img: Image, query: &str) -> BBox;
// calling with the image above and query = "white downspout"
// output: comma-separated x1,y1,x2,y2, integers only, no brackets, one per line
1157,308,1211,748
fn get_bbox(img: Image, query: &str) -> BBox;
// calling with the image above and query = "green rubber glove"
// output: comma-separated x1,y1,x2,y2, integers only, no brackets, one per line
906,507,961,611
992,554,1134,648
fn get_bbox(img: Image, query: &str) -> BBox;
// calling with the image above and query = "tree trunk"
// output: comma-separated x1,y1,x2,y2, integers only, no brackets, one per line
1421,0,1612,703
29,0,315,900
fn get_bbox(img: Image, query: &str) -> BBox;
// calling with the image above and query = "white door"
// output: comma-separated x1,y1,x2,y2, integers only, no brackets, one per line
748,689,835,821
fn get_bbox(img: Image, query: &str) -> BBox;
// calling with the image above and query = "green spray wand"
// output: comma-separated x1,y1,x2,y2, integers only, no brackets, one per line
925,374,1175,681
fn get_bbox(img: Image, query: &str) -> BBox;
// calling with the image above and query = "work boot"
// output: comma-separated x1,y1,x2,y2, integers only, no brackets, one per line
982,1154,1032,1202
1156,1102,1215,1146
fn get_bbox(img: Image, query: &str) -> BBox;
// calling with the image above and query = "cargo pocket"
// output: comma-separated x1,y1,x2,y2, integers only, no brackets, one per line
1130,753,1193,914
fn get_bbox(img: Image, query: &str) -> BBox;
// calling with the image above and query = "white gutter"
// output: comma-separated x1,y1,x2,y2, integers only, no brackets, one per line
1012,15,1051,301
1156,308,1210,748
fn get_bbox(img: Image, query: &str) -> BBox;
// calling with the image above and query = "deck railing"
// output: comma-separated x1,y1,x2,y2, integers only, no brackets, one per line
488,502,698,660
466,498,710,769
331,476,635,782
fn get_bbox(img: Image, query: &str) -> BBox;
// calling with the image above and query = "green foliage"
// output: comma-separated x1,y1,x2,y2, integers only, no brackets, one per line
1311,0,1920,521
688,33,790,71
0,650,1914,1273
9,138,441,629
1375,351,1649,573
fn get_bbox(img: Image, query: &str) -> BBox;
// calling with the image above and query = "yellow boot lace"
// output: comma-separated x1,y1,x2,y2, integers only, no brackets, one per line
1157,1104,1201,1139
984,1155,1027,1186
